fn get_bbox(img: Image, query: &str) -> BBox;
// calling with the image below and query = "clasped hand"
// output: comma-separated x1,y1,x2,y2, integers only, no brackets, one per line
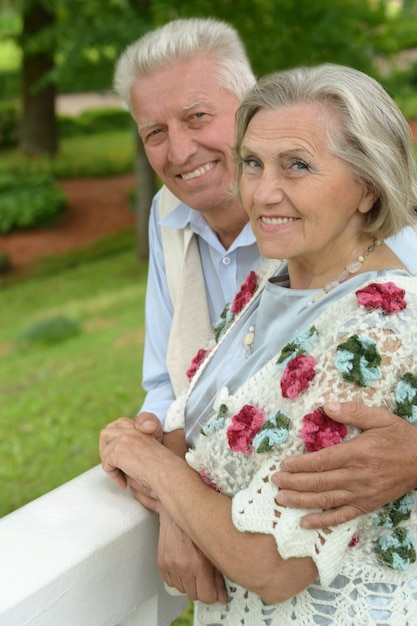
99,414,227,604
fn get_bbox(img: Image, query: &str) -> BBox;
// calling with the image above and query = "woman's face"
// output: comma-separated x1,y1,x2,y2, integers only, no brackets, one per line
238,102,375,270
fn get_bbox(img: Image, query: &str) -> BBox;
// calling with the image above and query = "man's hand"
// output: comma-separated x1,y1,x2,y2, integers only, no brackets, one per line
158,509,227,604
272,401,417,528
134,411,164,441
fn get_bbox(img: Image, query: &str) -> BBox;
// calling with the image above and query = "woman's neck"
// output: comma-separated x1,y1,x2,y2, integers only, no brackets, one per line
287,239,404,292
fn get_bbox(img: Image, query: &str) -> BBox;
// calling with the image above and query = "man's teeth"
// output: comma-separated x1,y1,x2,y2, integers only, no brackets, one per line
181,163,214,180
261,216,296,225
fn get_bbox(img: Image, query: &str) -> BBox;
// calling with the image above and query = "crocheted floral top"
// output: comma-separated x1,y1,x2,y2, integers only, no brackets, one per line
165,270,417,625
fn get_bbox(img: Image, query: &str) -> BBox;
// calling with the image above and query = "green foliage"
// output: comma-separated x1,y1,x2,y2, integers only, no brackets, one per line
0,70,20,101
0,101,19,149
58,107,131,139
0,129,135,178
153,0,390,78
17,314,82,347
52,0,153,94
0,172,67,233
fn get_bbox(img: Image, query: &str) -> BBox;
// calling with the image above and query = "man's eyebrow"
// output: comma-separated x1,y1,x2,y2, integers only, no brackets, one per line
138,100,214,134
138,120,159,134
181,99,212,113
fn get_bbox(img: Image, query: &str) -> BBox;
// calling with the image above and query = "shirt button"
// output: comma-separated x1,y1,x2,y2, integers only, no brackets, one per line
222,256,231,266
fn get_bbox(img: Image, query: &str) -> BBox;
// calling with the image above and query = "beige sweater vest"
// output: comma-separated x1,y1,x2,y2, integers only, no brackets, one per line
158,185,212,397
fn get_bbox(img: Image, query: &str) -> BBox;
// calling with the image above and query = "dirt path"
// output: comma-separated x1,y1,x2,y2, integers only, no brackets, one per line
0,174,136,271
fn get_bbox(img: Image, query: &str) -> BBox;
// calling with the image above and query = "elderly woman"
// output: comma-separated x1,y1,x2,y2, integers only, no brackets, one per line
101,64,417,624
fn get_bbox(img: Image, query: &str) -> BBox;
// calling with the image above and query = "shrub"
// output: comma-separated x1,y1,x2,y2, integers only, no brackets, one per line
58,107,131,139
16,315,82,348
0,172,67,233
0,253,11,274
0,101,19,149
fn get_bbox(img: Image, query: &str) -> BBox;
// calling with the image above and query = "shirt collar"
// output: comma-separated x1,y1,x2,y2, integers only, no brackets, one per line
159,198,256,249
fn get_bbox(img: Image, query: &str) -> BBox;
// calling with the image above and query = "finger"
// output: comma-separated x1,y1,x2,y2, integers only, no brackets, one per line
213,568,228,604
101,464,127,489
273,465,356,492
322,400,393,430
299,505,364,529
134,412,163,438
194,569,220,604
275,485,355,511
278,441,357,474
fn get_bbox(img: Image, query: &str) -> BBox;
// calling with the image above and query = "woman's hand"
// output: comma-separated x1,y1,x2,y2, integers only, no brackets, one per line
99,416,173,496
158,509,228,604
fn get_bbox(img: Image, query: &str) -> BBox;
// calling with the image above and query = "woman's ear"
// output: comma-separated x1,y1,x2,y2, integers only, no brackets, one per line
358,185,378,215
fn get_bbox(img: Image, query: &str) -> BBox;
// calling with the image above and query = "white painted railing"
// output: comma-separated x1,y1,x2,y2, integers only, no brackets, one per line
0,465,188,625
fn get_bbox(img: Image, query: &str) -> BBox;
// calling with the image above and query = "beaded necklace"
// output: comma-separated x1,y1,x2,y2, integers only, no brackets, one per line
306,239,382,306
243,239,382,353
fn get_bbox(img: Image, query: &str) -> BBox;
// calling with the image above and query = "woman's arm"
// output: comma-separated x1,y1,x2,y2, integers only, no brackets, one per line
100,422,317,603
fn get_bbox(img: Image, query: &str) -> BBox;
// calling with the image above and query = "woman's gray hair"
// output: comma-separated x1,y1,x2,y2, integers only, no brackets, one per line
114,18,256,111
235,64,417,238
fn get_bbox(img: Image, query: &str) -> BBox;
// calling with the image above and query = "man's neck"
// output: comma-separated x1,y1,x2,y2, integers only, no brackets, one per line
203,198,249,250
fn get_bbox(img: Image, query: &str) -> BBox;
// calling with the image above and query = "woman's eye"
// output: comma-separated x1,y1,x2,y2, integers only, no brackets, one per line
241,157,261,169
288,159,310,171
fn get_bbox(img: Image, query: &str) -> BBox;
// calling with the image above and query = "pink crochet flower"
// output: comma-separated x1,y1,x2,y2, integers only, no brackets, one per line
199,469,220,492
356,282,406,314
280,354,316,399
186,348,209,380
301,407,347,452
230,271,258,314
227,404,264,454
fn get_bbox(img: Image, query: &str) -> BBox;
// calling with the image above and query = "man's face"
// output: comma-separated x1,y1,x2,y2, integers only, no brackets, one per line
130,55,240,214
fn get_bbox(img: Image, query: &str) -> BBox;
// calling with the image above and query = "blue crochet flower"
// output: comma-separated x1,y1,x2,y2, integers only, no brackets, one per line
395,372,417,423
375,493,416,528
253,410,291,453
375,527,416,570
201,404,229,436
213,305,235,343
334,335,381,387
276,326,319,369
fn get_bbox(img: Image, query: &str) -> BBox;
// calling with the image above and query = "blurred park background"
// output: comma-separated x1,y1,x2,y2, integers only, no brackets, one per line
2,2,417,624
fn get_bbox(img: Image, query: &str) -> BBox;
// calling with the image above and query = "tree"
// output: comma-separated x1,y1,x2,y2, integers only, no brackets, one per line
19,0,57,155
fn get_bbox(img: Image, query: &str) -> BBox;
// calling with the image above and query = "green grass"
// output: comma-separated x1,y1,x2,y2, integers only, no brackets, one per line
0,232,194,625
0,235,147,516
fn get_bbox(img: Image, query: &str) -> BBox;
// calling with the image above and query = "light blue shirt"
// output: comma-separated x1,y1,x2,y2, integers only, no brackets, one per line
139,185,417,425
139,191,260,422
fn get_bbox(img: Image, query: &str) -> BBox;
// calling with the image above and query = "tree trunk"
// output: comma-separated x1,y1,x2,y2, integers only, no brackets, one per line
20,1,57,156
134,127,157,260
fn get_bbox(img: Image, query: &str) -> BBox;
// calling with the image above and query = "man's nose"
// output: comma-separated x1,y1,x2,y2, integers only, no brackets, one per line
167,125,198,164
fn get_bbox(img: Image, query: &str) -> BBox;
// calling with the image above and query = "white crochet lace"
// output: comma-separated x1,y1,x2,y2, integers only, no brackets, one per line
166,275,417,625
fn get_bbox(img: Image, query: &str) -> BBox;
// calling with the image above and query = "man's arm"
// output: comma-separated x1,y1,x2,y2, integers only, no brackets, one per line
139,193,176,423
273,401,417,528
